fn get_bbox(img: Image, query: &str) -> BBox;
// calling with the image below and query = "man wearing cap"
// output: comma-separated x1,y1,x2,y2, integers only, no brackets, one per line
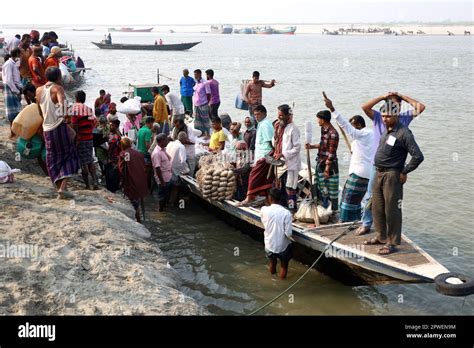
44,46,62,70
306,109,340,213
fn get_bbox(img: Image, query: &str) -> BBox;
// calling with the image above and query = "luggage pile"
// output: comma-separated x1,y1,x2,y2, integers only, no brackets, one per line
196,154,236,201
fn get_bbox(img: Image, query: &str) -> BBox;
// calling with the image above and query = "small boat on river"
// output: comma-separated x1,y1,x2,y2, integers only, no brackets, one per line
91,41,201,51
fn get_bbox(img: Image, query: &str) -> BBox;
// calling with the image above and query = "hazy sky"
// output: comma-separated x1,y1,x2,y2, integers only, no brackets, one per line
2,0,473,24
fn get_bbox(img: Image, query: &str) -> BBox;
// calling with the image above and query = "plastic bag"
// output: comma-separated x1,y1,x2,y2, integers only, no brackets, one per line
0,161,21,184
117,96,142,115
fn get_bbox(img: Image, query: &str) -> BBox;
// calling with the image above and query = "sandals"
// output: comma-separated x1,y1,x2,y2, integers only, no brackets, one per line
378,244,396,255
363,237,384,246
355,226,370,236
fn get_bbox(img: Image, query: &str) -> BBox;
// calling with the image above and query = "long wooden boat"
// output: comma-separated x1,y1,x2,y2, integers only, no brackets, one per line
91,41,201,51
181,174,449,285
108,27,153,33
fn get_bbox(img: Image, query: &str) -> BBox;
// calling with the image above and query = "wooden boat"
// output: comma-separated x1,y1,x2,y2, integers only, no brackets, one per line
91,41,201,51
108,27,154,33
73,28,94,32
180,173,449,285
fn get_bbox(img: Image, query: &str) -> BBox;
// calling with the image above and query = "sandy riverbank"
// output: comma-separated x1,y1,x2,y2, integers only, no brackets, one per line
0,94,205,315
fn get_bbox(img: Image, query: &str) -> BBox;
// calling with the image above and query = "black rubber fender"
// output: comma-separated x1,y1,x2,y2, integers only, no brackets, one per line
435,272,474,297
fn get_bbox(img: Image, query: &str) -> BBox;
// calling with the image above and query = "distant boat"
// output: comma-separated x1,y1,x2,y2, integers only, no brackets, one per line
91,41,201,51
108,27,154,33
254,26,273,35
273,26,297,35
73,28,95,32
211,24,233,34
234,27,252,34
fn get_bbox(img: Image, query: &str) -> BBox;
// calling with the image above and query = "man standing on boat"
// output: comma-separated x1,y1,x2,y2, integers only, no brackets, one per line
205,69,221,118
260,188,294,279
192,69,212,136
305,110,340,214
273,104,301,213
356,92,426,236
244,71,275,124
364,99,424,255
152,86,170,135
238,105,274,206
161,85,184,124
180,69,195,116
323,93,374,222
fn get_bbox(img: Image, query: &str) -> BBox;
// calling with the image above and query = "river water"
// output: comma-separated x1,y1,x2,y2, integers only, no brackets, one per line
3,27,473,315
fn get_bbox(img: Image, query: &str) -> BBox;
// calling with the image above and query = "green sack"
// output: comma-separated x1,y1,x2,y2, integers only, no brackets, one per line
16,135,43,160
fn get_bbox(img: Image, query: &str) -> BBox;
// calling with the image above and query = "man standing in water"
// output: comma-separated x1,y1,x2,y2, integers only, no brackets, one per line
180,69,195,116
260,188,293,279
355,92,426,236
244,71,276,123
364,99,424,255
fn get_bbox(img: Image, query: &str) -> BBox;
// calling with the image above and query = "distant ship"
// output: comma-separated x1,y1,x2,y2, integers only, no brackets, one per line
273,26,297,35
108,27,154,33
234,27,253,34
254,26,274,35
73,28,95,32
211,24,233,34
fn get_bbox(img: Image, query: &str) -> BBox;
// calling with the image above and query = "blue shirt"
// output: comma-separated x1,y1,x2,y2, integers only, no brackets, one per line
255,117,274,161
180,76,195,97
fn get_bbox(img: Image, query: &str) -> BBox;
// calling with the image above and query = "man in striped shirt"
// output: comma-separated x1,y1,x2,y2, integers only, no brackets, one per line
71,90,98,190
306,110,340,212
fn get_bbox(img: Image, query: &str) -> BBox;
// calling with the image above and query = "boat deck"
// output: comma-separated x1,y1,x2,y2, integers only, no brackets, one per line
181,175,449,284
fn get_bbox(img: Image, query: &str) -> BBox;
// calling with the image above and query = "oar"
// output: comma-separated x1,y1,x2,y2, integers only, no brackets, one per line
323,91,352,154
304,121,320,227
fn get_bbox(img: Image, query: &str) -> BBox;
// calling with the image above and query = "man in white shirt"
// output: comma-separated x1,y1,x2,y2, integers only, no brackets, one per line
167,131,190,181
166,131,190,205
5,35,21,54
1,48,23,138
260,188,293,279
161,85,184,124
273,104,301,213
324,94,374,223
171,116,196,175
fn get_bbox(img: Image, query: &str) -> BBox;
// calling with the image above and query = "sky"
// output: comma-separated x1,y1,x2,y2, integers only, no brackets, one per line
1,0,472,25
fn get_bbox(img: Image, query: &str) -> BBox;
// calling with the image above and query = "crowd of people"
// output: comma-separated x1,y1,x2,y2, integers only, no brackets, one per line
2,30,80,139
2,33,427,278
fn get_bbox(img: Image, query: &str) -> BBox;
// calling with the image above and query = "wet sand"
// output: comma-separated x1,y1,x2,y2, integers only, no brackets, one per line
0,89,206,315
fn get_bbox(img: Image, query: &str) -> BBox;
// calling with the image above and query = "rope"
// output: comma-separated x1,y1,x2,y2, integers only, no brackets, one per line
248,222,357,316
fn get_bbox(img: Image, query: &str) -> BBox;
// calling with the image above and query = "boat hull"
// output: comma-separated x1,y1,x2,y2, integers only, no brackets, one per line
181,175,449,285
91,41,201,51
